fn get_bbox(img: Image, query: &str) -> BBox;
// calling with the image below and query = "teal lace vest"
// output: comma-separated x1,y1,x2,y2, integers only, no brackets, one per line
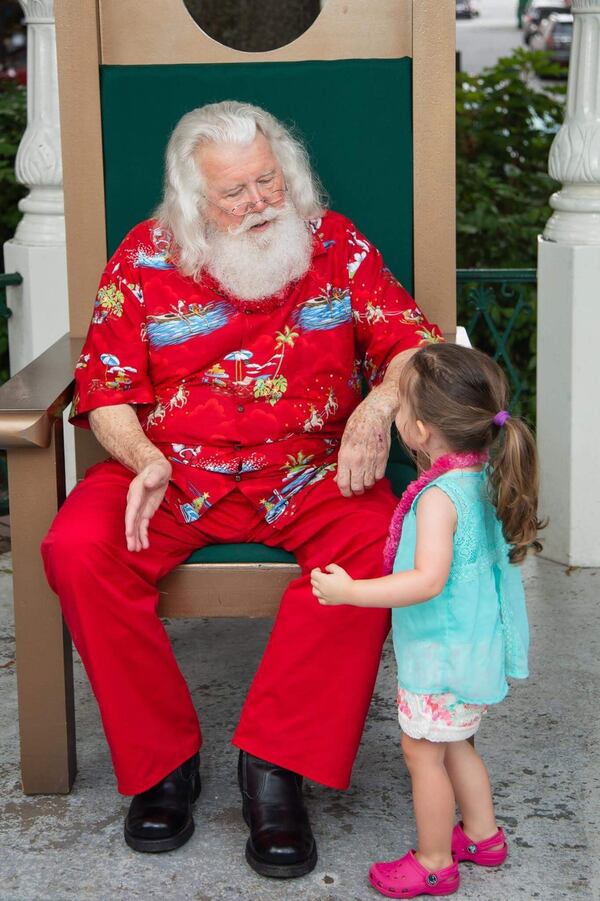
391,471,529,705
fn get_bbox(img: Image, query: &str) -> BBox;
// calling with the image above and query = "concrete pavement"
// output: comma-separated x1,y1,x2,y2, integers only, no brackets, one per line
0,552,598,900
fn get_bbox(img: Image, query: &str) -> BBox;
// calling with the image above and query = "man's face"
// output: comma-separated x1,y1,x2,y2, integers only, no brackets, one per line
196,132,285,235
195,131,312,301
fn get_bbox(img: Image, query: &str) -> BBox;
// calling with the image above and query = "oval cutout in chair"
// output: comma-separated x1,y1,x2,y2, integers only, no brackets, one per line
182,0,328,52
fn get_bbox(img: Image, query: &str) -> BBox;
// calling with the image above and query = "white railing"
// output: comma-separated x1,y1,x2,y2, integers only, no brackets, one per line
3,0,68,376
538,0,600,566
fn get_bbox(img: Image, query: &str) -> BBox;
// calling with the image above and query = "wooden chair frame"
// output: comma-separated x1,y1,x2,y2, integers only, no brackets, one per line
0,0,456,794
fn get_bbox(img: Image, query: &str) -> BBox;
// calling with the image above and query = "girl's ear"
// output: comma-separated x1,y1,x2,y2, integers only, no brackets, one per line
415,419,429,446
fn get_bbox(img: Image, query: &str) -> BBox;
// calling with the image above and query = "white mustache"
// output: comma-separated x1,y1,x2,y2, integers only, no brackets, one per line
227,205,281,236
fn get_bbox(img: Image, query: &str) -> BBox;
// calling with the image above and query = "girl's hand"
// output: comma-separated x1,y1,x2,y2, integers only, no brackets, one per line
310,564,355,605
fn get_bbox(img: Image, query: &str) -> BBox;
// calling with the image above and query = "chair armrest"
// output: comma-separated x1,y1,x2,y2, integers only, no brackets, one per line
0,335,81,448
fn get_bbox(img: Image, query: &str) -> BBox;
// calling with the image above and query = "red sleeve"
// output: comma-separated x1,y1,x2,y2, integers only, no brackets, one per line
69,224,155,428
345,224,444,388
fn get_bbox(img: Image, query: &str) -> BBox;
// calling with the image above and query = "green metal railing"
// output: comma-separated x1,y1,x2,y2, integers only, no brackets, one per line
0,271,21,321
0,272,22,517
457,268,537,422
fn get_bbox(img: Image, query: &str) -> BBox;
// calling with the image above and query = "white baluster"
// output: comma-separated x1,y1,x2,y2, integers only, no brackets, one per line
13,0,65,245
3,0,69,374
537,0,600,565
544,0,600,243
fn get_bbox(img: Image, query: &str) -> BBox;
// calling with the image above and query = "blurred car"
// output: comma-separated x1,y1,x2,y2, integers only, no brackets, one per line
522,0,569,44
456,0,479,19
530,12,573,66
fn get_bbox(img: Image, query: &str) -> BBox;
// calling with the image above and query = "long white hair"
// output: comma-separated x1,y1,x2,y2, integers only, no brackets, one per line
154,101,327,280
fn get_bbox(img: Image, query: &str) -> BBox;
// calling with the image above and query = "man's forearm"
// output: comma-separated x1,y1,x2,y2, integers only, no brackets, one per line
365,348,417,421
88,404,169,474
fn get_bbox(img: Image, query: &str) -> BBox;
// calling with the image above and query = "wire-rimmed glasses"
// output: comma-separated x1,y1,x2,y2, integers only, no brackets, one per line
207,186,287,217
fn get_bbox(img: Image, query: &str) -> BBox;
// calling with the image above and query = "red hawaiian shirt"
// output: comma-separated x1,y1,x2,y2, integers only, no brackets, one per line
71,211,443,527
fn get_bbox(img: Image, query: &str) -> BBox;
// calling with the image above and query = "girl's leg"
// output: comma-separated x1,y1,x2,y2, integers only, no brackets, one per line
401,733,454,870
444,740,503,847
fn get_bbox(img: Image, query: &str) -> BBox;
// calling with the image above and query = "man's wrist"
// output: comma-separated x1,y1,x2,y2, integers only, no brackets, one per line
363,383,397,424
135,446,171,475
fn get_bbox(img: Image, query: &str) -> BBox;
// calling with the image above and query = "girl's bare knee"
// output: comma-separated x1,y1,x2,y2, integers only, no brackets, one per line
401,733,446,772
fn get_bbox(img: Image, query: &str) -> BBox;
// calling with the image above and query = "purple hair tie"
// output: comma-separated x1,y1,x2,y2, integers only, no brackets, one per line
493,410,511,427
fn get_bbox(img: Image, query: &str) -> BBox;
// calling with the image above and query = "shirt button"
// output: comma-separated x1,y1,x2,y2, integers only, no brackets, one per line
237,404,245,413
235,474,242,482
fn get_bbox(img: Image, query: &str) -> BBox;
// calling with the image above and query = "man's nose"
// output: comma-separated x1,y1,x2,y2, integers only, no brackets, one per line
246,184,268,207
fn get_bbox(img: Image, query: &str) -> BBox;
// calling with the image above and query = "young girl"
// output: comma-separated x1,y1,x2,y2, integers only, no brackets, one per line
311,343,542,899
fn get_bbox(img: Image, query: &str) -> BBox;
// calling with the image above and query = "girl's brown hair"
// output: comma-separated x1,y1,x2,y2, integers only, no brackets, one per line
402,343,544,563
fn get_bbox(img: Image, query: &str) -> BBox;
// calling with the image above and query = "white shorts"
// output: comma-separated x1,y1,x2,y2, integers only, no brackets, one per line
397,687,487,743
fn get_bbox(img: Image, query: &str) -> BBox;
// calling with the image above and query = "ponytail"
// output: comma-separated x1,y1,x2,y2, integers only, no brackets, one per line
488,417,545,564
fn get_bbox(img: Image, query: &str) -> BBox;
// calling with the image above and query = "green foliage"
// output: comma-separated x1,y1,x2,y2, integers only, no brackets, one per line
0,77,26,266
0,77,26,388
456,49,567,424
456,48,566,269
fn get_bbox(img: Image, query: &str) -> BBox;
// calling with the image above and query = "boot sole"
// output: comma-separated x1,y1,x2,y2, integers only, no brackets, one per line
124,816,195,853
245,839,318,879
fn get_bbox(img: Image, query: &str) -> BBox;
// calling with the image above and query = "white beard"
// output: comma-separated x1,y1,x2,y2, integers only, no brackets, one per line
204,204,312,301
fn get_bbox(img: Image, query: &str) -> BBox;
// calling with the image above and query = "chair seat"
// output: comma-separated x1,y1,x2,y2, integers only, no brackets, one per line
184,543,296,565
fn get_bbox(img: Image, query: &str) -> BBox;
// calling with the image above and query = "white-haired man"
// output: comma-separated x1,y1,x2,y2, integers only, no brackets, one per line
42,101,442,876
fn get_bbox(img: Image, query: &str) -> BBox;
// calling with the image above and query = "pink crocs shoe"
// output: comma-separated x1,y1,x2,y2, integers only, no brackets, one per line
369,850,460,898
451,822,508,867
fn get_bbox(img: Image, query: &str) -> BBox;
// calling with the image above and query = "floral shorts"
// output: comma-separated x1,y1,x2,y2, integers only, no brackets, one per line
397,687,487,743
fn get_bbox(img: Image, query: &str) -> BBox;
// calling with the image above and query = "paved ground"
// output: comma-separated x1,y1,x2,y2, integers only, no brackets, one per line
0,517,10,555
1,551,599,901
457,0,529,74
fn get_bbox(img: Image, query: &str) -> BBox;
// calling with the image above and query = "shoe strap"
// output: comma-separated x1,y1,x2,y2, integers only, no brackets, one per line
407,851,459,886
457,823,505,852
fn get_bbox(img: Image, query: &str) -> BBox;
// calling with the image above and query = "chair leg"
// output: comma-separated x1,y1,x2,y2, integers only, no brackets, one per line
8,421,76,794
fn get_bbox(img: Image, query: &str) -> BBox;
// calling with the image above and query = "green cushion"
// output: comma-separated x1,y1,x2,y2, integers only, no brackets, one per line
386,460,416,499
186,542,296,565
100,58,413,292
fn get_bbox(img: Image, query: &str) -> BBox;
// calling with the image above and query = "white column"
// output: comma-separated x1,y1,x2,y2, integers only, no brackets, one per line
537,0,600,566
3,0,68,375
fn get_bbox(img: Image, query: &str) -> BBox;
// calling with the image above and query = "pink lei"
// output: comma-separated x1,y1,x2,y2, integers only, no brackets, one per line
382,451,490,575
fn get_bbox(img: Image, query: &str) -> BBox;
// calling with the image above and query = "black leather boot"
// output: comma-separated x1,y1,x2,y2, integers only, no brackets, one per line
124,752,201,853
238,750,318,878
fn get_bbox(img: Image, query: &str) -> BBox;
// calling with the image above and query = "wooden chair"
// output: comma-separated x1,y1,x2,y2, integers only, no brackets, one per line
0,0,456,794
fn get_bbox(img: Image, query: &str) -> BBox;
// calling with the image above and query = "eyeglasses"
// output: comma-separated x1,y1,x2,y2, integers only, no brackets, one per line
206,186,288,218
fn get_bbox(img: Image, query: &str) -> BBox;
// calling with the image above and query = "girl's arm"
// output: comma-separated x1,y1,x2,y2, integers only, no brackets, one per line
310,487,456,608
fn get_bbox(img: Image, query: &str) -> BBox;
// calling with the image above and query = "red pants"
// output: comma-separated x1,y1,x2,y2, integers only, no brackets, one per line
41,460,395,795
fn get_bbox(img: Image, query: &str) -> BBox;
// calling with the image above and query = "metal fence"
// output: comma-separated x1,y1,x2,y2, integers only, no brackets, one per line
0,272,21,516
457,268,537,422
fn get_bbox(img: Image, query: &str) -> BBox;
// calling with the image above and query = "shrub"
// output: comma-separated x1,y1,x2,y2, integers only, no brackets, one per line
0,75,26,384
456,49,567,421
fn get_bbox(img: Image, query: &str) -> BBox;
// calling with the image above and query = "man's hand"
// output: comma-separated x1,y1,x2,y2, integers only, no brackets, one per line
125,458,172,552
89,405,174,551
336,350,416,497
311,564,355,606
336,399,391,497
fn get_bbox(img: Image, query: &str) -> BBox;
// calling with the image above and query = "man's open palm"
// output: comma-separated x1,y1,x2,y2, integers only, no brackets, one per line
125,460,172,552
